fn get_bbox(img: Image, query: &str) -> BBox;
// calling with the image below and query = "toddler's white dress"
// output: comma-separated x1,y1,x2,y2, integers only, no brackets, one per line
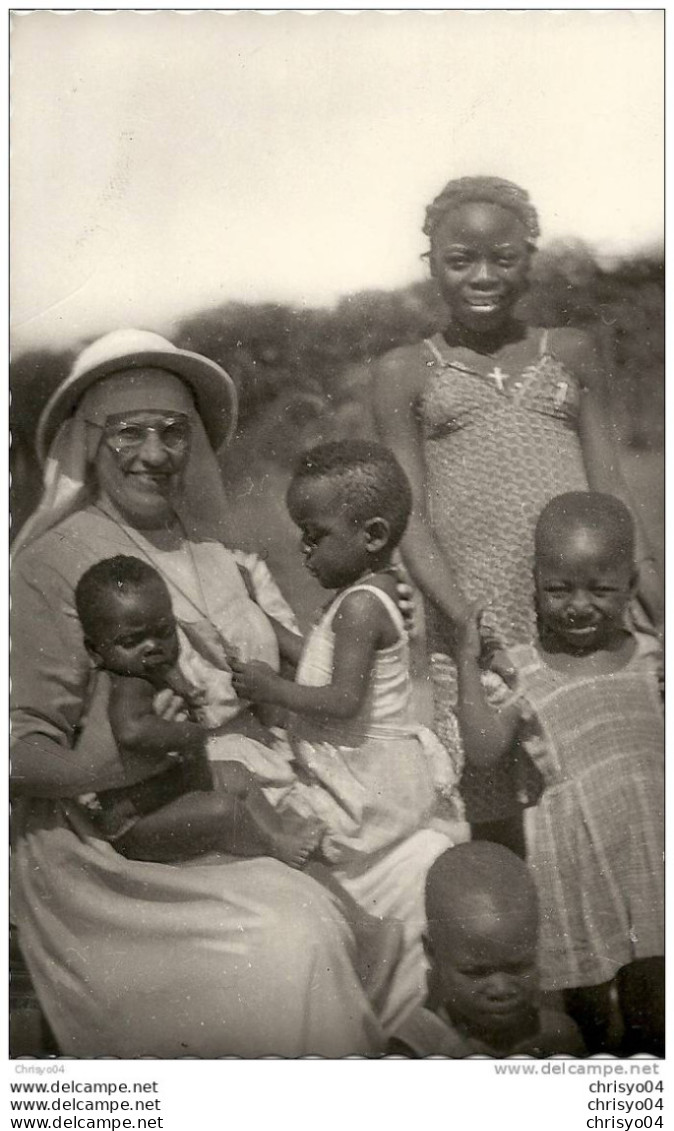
210,582,455,865
207,580,457,1029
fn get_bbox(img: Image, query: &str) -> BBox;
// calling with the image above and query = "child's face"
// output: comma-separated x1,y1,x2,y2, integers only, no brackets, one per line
535,528,635,653
429,202,531,331
432,905,539,1043
86,580,180,679
287,478,371,590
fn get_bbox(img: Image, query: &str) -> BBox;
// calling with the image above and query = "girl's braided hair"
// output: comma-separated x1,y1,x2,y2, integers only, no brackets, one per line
423,175,540,247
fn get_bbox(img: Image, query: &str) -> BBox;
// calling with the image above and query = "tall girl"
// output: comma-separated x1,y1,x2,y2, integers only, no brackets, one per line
373,175,662,854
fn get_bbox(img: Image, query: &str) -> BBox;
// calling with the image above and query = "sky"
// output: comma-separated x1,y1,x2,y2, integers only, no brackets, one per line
10,9,664,356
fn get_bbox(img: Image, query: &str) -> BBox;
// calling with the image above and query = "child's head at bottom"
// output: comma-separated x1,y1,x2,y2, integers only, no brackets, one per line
75,555,179,679
534,491,637,653
424,842,540,1049
286,439,412,590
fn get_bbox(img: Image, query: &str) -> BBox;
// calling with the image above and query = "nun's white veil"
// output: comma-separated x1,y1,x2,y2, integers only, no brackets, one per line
13,368,236,556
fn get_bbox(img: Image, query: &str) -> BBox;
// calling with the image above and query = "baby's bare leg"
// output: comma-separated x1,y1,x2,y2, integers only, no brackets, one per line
213,761,323,869
115,790,278,863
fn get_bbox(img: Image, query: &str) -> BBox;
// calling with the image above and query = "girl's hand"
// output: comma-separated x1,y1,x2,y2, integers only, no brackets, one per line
230,658,280,704
395,576,416,634
476,615,507,672
455,602,484,662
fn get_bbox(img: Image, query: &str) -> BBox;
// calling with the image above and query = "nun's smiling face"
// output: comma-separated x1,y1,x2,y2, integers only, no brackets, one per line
94,406,191,527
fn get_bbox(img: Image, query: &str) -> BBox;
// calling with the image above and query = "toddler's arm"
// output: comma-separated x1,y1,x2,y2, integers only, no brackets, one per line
455,605,520,767
230,589,389,721
109,676,207,761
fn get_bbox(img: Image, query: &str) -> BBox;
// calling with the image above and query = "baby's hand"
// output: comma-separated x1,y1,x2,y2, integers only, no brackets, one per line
153,688,189,723
230,658,280,704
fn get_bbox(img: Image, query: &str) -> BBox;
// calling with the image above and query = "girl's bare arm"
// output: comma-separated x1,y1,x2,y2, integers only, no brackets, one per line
454,607,521,766
372,348,470,643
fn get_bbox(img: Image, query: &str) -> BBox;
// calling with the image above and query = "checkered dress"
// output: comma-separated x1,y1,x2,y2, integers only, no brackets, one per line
509,637,664,990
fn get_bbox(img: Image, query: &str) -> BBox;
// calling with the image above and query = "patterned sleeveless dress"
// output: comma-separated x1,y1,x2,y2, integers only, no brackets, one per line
417,329,588,822
508,635,664,990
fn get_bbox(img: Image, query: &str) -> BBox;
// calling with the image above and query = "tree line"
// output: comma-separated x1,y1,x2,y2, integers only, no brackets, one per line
10,241,663,538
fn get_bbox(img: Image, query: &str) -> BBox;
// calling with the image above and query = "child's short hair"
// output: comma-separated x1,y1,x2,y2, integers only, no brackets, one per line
290,439,413,547
75,555,165,641
423,175,540,247
425,842,538,947
535,491,636,562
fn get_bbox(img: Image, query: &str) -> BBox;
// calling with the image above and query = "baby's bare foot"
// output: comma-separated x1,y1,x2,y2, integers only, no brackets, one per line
245,790,325,868
272,821,323,869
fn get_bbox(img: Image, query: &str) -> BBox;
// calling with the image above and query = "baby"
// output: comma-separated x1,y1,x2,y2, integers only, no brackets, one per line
390,842,585,1057
75,554,320,866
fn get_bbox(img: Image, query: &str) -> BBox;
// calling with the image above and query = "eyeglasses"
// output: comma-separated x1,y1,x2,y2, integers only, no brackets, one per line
93,415,192,455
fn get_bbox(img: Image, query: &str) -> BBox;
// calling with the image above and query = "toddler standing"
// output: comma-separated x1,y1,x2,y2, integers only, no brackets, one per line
455,492,664,1055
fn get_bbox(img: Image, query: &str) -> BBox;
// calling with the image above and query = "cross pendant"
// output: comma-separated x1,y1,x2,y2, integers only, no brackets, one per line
489,366,509,392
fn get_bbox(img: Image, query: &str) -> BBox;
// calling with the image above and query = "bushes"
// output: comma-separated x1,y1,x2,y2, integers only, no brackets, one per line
10,246,664,540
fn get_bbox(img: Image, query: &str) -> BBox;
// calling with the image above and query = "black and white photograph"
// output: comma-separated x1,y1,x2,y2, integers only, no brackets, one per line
8,7,664,1093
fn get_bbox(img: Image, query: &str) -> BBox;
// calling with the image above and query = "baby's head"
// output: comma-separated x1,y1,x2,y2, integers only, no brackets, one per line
75,555,179,679
286,440,412,590
423,176,539,331
534,492,637,653
424,843,540,1051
